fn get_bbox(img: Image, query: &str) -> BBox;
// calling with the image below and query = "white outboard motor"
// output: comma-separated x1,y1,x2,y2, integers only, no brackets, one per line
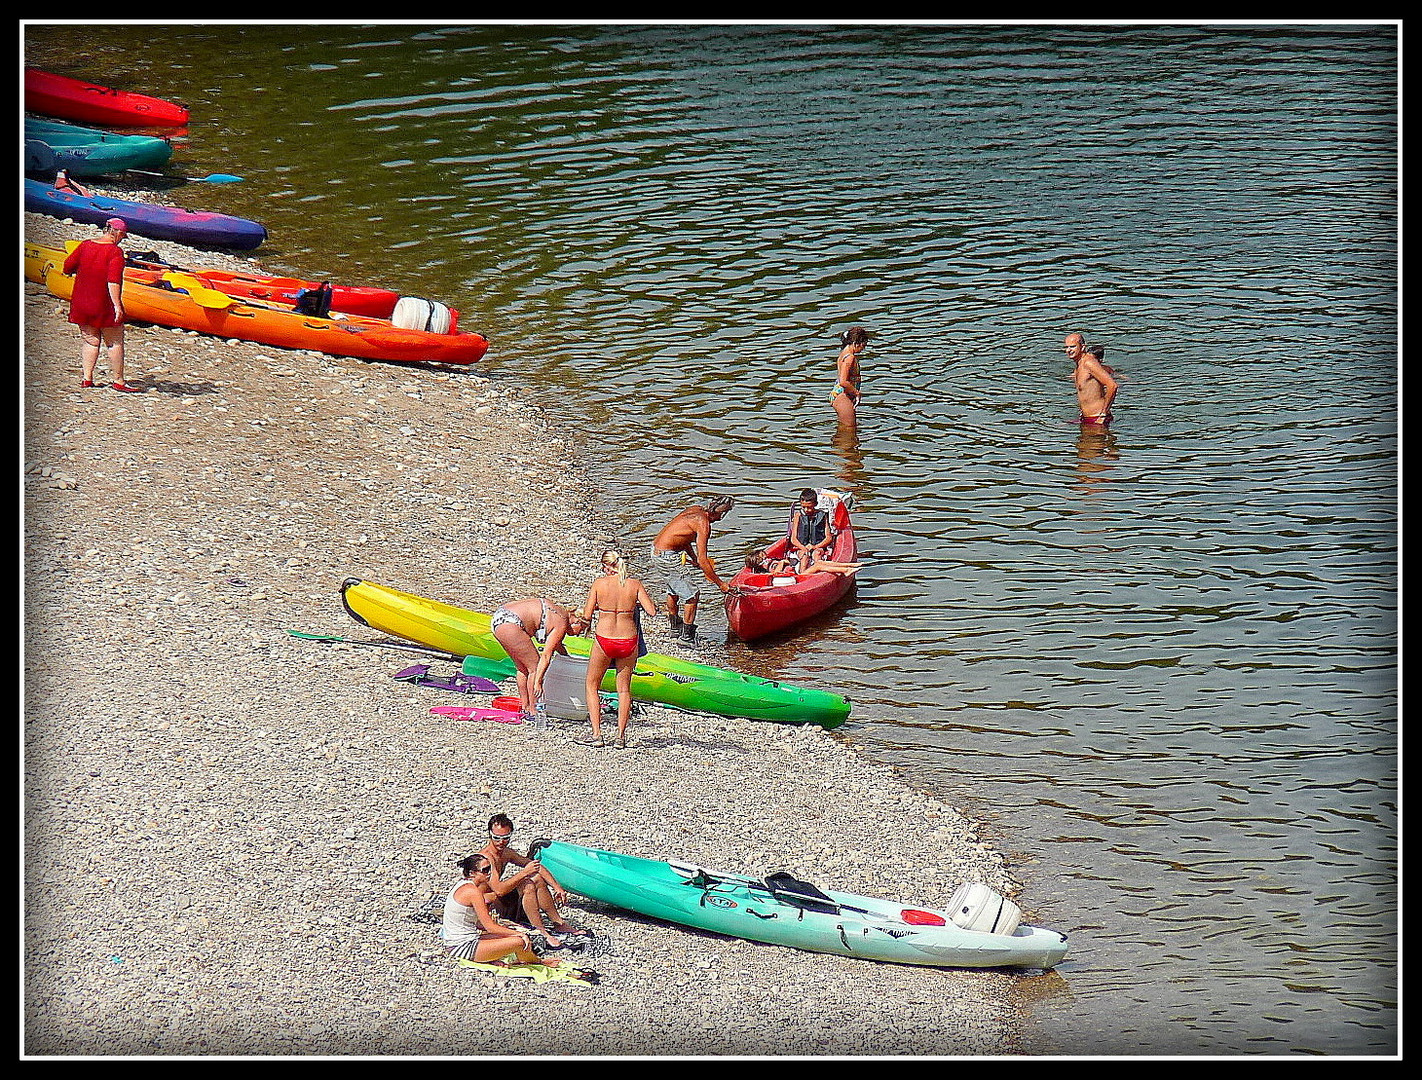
391,296,455,335
947,883,1023,936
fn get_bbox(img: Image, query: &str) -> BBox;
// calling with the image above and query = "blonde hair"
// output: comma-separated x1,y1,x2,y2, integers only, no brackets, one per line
602,549,628,583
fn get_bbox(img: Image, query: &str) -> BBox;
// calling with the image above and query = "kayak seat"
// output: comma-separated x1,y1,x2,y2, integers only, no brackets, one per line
763,871,840,915
669,859,713,889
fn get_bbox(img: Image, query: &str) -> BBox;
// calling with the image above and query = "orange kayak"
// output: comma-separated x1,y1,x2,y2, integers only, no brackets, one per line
26,241,488,367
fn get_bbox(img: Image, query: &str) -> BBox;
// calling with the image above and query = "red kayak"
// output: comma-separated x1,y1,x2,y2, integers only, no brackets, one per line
123,251,401,319
725,493,859,642
25,68,189,128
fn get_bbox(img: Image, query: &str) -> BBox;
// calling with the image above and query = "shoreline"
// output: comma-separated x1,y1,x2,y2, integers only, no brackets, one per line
23,208,1045,1056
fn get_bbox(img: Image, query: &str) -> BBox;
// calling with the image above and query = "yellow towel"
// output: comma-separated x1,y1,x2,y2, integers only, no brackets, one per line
456,957,596,985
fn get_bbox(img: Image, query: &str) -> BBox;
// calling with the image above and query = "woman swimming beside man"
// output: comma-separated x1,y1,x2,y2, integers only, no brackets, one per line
580,550,657,748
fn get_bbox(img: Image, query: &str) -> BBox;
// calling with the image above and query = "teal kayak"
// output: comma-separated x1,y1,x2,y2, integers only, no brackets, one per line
529,839,1070,970
340,578,850,728
24,117,174,175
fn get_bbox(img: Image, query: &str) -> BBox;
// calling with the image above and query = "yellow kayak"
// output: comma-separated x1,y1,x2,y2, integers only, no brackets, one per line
340,579,851,727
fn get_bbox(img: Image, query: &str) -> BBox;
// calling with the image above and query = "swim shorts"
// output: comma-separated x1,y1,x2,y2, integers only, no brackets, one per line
650,546,700,601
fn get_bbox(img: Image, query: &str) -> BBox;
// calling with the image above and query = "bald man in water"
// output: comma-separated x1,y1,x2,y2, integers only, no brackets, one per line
1065,332,1119,426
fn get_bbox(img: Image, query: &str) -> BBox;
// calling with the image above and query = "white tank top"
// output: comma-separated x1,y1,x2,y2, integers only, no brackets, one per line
441,879,485,946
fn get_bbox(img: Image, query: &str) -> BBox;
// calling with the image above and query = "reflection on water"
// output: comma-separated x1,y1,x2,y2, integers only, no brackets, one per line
829,423,868,500
1072,424,1120,503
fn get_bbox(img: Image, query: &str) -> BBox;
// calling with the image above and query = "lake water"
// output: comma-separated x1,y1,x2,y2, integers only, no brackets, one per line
24,21,1399,1057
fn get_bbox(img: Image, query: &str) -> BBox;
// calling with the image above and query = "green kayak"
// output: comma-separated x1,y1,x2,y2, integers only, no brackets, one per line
340,578,850,728
529,839,1070,970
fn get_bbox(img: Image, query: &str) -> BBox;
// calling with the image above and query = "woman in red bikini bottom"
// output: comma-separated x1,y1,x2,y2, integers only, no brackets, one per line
579,550,657,748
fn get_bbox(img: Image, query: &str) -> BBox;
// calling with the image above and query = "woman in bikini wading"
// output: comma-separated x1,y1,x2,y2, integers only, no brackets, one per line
580,550,657,748
831,326,868,427
489,597,587,719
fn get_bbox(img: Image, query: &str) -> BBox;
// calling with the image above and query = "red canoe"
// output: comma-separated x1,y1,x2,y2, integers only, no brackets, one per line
123,251,401,319
25,68,189,128
725,496,858,642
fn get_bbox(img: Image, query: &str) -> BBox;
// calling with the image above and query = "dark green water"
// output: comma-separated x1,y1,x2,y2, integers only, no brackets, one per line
24,22,1398,1056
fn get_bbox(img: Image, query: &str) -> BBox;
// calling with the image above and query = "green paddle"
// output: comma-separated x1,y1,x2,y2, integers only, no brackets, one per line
286,629,467,663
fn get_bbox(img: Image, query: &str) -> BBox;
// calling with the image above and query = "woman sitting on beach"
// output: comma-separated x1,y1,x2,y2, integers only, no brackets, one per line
440,854,556,966
489,597,588,719
580,550,657,749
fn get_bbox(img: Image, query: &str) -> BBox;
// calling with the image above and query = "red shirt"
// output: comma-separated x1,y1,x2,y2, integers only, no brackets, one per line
62,239,126,328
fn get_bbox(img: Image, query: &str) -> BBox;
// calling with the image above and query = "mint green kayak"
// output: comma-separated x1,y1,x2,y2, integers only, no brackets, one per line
25,117,174,176
340,578,850,727
529,839,1070,970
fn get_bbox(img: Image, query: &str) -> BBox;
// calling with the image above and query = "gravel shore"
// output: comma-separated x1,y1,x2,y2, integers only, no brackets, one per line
23,208,1047,1057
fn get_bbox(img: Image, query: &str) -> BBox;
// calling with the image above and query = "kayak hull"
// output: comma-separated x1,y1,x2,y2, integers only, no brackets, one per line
25,179,266,251
24,119,174,175
339,579,850,727
25,68,189,128
726,524,858,641
532,840,1070,970
26,242,488,367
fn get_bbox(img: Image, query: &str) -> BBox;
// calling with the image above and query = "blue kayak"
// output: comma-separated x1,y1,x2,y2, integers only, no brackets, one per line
24,178,266,251
24,118,174,175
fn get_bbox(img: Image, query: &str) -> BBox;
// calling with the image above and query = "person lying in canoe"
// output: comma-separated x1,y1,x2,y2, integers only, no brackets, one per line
489,597,588,719
480,814,585,948
744,550,862,579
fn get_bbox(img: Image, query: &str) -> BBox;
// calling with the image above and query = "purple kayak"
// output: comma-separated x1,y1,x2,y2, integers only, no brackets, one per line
24,178,266,251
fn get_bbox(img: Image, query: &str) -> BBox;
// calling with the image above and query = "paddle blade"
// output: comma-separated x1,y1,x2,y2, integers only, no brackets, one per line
461,654,518,680
162,272,233,308
200,173,243,183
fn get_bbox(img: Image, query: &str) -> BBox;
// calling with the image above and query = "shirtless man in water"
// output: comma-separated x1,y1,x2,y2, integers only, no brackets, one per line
649,495,734,643
1065,332,1119,426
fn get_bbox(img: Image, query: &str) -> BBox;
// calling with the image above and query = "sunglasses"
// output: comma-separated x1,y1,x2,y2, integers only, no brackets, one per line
489,831,513,841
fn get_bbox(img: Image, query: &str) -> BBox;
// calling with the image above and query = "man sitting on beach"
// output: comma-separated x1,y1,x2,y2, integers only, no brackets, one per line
649,495,734,644
479,814,582,948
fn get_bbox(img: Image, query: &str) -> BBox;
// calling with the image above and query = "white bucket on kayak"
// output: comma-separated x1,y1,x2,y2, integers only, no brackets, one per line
391,295,453,335
541,651,593,720
947,883,1023,936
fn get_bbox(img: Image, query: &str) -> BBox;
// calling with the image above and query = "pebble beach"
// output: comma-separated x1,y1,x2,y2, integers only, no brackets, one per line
23,206,1053,1057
